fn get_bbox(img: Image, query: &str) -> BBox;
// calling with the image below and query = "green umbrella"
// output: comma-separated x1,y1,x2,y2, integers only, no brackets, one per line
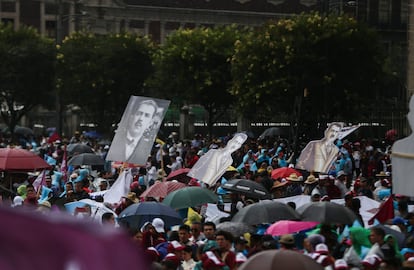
162,187,218,209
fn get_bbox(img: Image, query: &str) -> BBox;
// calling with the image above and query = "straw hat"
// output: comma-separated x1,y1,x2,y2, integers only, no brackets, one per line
271,180,288,190
123,192,139,203
304,175,319,184
286,173,303,182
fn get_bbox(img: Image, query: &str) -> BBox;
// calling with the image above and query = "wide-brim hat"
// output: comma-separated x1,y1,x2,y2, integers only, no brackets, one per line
304,175,319,184
286,173,303,182
279,234,294,245
271,180,288,190
123,192,139,203
376,171,390,177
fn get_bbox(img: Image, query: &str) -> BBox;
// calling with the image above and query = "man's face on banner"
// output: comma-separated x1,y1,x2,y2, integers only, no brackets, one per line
326,124,341,143
128,102,156,138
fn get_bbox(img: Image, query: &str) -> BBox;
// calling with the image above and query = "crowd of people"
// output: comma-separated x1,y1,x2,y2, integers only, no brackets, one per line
3,129,414,270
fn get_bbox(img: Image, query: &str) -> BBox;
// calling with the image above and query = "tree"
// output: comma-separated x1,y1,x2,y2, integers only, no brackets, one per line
231,12,391,139
150,25,248,136
57,32,154,134
0,23,55,141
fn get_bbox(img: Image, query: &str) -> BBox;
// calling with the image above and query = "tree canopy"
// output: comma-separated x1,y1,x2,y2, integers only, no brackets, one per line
57,32,154,134
231,13,390,138
0,23,55,139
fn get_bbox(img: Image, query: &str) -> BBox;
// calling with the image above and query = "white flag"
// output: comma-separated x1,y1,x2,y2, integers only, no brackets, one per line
103,169,133,204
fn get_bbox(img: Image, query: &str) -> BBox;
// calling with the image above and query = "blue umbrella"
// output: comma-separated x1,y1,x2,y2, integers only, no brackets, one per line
118,202,182,230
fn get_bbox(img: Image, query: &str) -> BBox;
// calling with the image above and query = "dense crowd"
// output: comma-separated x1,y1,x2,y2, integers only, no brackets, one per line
3,130,414,270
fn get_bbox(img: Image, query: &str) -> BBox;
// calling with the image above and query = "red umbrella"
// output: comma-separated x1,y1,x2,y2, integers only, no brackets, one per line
0,148,50,171
271,167,301,180
166,168,191,183
265,220,319,236
139,181,186,199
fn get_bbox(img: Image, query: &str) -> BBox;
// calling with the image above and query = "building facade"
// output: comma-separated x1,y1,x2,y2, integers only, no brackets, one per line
0,0,409,137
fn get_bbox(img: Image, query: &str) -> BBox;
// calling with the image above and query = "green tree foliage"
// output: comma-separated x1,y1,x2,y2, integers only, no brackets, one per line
231,12,390,136
0,23,55,139
57,32,154,134
150,25,248,135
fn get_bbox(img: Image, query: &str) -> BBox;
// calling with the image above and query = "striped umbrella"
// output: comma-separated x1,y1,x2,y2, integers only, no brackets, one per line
139,181,186,199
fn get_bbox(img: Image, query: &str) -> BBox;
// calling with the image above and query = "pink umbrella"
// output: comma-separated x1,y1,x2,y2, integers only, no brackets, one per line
139,181,186,199
166,168,191,183
265,220,319,236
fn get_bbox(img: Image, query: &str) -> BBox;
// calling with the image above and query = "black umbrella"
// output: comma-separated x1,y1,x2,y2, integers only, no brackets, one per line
232,200,300,225
258,127,284,139
374,224,406,248
216,221,254,237
68,153,105,166
296,202,357,224
222,179,270,199
118,202,182,230
67,143,94,155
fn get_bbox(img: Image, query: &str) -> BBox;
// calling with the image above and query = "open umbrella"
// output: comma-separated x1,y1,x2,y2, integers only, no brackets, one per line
271,167,302,180
232,200,300,225
118,201,182,230
139,181,186,199
166,168,191,183
216,221,254,237
68,153,105,166
222,179,270,199
67,143,94,155
0,148,50,171
239,250,323,270
297,202,357,224
162,187,218,209
258,127,285,139
265,220,319,236
64,198,117,222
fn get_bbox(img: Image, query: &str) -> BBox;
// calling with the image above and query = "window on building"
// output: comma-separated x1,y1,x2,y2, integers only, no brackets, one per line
379,0,391,24
401,0,408,24
1,1,16,12
46,20,56,38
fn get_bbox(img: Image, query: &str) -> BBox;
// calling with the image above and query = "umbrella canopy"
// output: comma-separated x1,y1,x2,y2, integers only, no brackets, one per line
374,224,406,248
297,202,357,224
166,168,191,183
0,148,50,171
162,187,218,209
118,201,182,230
239,250,323,270
271,167,302,180
139,181,186,199
222,179,270,199
67,143,94,155
68,153,105,166
232,200,300,225
258,127,285,139
216,221,254,237
64,199,117,222
265,220,319,236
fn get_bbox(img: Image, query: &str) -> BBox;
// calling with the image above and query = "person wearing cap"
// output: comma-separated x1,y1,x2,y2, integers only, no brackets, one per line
335,170,349,198
142,218,167,249
271,179,288,199
234,236,249,257
285,173,303,197
362,254,383,269
334,259,349,270
310,243,335,268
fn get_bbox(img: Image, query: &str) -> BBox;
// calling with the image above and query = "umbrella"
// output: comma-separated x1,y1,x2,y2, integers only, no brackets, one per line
374,224,406,248
239,250,323,270
265,220,319,236
166,168,191,183
67,143,94,155
68,153,105,166
118,201,182,230
232,200,300,225
139,181,186,199
271,167,302,180
216,221,254,237
0,148,50,171
14,126,34,137
258,127,285,139
222,179,270,199
296,202,357,224
0,205,147,269
162,187,218,209
64,199,117,222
